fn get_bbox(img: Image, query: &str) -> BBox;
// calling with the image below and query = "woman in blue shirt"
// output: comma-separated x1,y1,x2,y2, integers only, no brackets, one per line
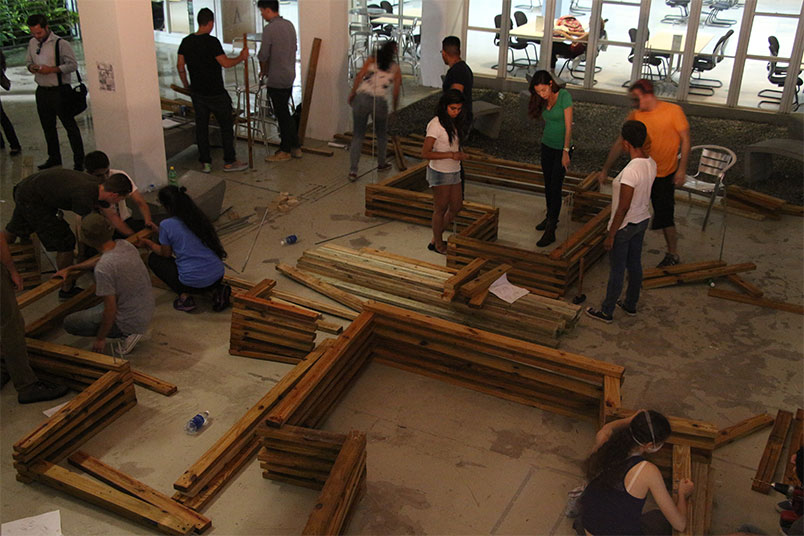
529,70,573,247
140,185,230,312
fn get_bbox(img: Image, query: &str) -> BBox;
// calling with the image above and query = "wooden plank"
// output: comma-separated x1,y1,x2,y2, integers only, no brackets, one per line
316,320,343,335
752,409,794,493
600,375,621,428
442,258,488,302
725,274,764,298
25,285,101,336
708,288,804,315
714,414,775,449
132,370,178,397
25,339,128,372
643,260,728,280
245,279,276,298
297,37,322,145
467,288,489,308
276,263,365,312
459,264,512,298
272,291,359,320
549,205,611,260
690,461,712,535
672,444,693,536
27,461,194,535
68,451,211,533
644,263,757,289
782,409,804,485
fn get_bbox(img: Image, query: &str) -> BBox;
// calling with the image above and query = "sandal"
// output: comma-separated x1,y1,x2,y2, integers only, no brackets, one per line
348,172,358,182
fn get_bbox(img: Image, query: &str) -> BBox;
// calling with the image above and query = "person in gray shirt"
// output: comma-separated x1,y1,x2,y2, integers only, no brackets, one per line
257,0,300,162
25,14,84,171
56,214,154,356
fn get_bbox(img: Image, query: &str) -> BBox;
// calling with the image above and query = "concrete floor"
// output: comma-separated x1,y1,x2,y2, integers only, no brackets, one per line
1,50,803,535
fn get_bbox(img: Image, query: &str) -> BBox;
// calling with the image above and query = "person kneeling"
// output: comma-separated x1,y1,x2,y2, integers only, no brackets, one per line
57,213,154,355
139,185,231,312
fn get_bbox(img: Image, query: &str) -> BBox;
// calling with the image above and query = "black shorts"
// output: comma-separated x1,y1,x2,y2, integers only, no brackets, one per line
650,173,676,230
5,194,76,253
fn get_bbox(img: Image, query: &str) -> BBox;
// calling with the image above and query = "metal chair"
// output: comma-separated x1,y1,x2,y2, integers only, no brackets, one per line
627,28,669,81
678,145,736,231
662,0,690,24
689,29,733,96
758,36,803,111
704,0,739,27
569,0,591,14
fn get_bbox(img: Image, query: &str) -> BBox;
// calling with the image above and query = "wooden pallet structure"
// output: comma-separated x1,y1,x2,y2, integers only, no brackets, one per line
8,235,43,289
753,408,804,493
285,244,582,347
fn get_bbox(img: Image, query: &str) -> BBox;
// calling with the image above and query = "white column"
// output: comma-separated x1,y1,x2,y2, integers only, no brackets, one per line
77,0,167,188
298,0,350,141
420,0,466,88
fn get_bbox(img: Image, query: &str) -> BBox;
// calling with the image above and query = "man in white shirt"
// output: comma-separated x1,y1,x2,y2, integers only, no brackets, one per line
25,14,84,171
586,120,656,323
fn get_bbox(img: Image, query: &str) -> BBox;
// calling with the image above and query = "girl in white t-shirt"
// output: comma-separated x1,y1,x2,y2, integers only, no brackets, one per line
421,90,468,254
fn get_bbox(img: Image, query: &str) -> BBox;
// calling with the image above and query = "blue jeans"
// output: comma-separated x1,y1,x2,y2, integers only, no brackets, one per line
63,303,125,338
349,92,388,174
601,219,649,316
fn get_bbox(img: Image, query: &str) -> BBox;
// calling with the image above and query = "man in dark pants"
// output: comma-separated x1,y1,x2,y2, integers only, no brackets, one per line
3,169,132,300
25,14,84,171
1,51,22,156
258,0,301,162
177,8,249,174
441,36,473,196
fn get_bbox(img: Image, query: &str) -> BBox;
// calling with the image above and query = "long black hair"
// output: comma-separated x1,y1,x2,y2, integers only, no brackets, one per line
435,89,466,145
584,410,671,487
375,40,397,72
528,70,563,119
158,185,227,260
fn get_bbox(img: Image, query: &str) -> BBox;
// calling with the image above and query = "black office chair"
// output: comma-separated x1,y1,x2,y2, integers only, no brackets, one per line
758,36,802,110
368,3,392,40
689,29,733,96
662,0,690,24
492,14,534,74
513,10,540,65
380,1,393,13
627,28,668,81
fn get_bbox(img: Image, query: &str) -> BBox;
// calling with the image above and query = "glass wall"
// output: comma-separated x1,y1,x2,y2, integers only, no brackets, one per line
466,0,504,78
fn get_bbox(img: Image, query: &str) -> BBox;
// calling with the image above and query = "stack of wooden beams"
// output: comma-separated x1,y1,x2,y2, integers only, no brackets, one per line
365,162,500,239
726,185,804,219
292,245,581,347
229,278,320,363
442,259,512,308
752,408,803,493
302,430,367,536
24,338,177,397
265,313,375,430
257,425,346,489
14,367,137,480
8,235,42,289
366,301,624,422
642,260,757,289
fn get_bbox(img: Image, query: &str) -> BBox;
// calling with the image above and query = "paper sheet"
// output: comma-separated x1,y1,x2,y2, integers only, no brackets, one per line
1,510,63,536
489,273,529,304
162,118,183,129
43,401,69,418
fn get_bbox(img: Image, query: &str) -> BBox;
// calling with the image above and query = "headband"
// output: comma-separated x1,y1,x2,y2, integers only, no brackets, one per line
630,410,656,447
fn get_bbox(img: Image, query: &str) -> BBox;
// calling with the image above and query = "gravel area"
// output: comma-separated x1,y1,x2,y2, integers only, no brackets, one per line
390,89,803,205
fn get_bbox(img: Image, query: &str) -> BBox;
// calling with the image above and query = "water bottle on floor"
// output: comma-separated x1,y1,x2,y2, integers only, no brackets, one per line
168,166,178,186
280,234,298,245
185,410,210,434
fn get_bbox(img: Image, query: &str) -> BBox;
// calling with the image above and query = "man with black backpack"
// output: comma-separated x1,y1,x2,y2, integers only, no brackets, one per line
25,14,84,171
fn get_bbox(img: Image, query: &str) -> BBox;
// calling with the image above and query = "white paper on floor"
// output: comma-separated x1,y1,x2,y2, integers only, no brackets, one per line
1,510,63,536
488,273,529,304
43,401,69,418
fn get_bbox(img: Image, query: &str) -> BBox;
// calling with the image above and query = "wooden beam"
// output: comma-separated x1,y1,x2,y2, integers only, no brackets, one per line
459,264,512,298
782,409,804,485
132,370,178,397
672,444,693,536
714,414,775,449
725,274,764,298
600,375,621,428
297,37,322,146
442,258,488,302
25,285,100,336
708,288,804,315
276,263,365,312
752,409,794,493
644,263,757,289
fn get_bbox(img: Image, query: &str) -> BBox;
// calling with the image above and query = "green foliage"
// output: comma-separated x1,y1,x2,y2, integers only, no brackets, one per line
0,0,79,48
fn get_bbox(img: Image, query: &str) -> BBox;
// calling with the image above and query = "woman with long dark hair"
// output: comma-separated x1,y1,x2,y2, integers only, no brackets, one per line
139,185,230,312
421,89,468,254
348,40,402,181
577,410,694,535
529,70,573,247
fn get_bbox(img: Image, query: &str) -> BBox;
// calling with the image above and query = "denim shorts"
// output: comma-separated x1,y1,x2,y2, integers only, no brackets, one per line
426,167,461,187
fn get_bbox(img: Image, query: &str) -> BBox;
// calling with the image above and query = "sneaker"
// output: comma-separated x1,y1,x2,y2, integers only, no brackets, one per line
18,381,69,404
224,161,248,172
291,148,303,159
348,172,358,182
776,500,793,513
202,163,212,173
585,307,613,324
565,485,585,518
173,295,196,312
58,286,85,301
616,300,637,316
535,218,548,231
115,334,143,356
656,253,680,268
37,159,62,170
266,151,292,162
212,284,232,312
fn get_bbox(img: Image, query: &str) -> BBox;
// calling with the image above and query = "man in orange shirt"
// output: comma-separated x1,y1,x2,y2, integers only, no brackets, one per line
598,80,690,267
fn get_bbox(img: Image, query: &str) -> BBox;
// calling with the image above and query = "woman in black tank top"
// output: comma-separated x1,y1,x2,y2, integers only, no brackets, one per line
577,410,694,535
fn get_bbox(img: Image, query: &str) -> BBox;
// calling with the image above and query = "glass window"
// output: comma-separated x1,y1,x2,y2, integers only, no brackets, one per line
747,15,799,58
466,29,502,78
592,1,642,93
738,58,788,110
468,0,503,30
755,0,802,15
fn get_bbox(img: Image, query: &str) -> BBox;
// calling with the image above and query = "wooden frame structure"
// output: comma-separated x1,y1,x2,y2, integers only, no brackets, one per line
365,159,612,296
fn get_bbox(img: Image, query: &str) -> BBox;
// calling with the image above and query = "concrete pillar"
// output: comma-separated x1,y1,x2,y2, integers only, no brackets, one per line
298,0,350,141
420,0,466,88
76,0,166,189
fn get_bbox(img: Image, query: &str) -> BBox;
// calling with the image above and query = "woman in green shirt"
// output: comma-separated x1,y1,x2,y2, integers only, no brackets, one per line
528,70,573,247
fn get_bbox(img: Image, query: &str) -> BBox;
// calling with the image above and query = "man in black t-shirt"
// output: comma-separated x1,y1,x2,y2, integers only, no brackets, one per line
441,36,473,195
3,169,132,299
177,8,248,173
